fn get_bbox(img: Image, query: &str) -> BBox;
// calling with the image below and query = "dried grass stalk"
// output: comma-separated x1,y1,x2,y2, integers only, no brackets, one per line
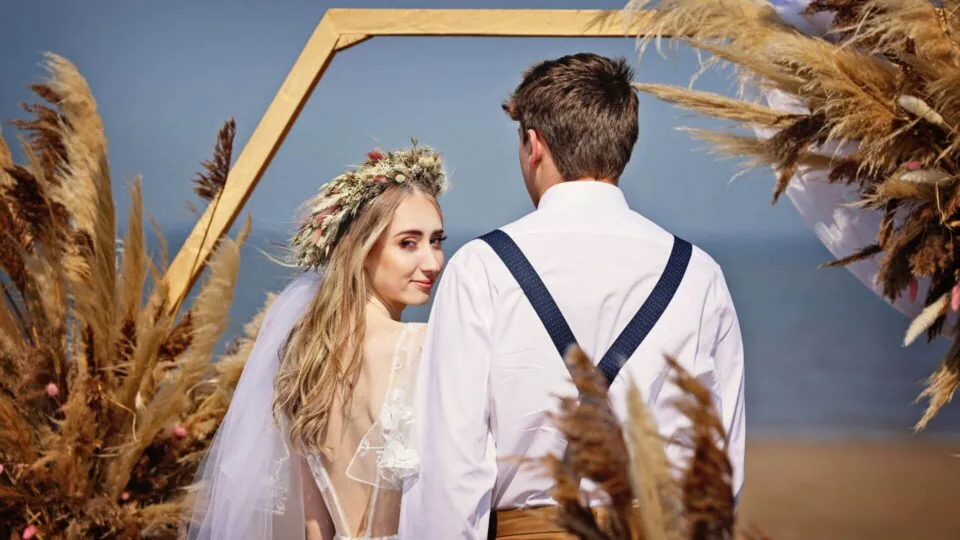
192,119,235,203
665,356,735,538
633,83,794,127
624,384,683,540
0,127,13,170
119,179,148,323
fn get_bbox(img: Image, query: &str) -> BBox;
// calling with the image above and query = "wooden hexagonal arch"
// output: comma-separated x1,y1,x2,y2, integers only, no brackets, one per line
163,8,658,311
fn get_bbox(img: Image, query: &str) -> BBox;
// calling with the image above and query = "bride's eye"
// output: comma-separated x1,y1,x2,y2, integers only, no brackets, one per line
430,235,447,248
400,238,418,249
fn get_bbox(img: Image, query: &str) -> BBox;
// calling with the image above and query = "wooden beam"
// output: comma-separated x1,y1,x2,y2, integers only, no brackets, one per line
163,9,657,312
162,14,339,312
328,9,651,38
335,33,372,52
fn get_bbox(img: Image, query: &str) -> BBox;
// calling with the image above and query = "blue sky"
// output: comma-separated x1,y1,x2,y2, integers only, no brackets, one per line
2,0,810,241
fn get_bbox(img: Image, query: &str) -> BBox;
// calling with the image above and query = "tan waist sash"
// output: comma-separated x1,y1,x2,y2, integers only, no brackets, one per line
492,506,609,539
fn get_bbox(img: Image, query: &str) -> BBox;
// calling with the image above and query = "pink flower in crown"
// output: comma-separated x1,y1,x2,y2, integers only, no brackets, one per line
373,175,389,184
322,204,339,217
368,150,384,162
906,160,922,171
311,228,325,245
311,205,338,227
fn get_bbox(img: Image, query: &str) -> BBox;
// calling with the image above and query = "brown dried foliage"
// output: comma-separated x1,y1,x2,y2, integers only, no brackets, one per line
0,53,267,539
544,347,639,539
627,0,960,430
192,118,234,203
544,347,767,540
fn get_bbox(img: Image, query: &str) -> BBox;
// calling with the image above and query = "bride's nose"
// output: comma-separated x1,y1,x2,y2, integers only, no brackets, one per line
420,248,441,277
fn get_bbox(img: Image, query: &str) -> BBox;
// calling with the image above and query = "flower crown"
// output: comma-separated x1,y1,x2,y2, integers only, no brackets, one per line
292,139,448,271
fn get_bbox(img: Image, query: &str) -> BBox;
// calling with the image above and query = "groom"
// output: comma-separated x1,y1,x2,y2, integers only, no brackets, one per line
399,53,745,539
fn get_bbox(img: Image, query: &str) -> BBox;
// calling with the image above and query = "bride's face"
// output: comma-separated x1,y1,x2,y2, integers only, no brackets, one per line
365,192,445,311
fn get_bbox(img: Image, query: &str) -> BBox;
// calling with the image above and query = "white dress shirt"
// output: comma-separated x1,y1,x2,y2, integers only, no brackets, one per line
399,181,745,539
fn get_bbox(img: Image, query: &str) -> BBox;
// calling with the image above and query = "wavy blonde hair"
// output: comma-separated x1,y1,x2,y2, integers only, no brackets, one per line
273,182,439,455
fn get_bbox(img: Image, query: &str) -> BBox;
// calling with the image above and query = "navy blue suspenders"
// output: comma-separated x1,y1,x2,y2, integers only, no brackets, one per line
478,229,692,386
480,229,691,538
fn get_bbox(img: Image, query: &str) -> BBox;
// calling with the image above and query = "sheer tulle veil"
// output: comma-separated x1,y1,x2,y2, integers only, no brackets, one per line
184,272,322,539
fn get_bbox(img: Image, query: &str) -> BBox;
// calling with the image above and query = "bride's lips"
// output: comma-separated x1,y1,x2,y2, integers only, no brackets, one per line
412,280,434,291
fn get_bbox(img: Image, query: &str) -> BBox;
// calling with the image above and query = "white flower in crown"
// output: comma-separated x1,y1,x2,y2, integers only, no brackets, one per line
291,138,448,271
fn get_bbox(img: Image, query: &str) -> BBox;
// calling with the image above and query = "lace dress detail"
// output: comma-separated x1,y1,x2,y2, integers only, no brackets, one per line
304,323,426,540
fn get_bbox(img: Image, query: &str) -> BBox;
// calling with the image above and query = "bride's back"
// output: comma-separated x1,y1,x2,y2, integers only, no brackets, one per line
303,322,424,539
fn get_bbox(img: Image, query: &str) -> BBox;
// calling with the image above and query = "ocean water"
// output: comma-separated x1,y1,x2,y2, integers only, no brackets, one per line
166,228,960,439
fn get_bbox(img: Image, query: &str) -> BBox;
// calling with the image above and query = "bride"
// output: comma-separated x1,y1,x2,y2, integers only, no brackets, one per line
185,142,449,539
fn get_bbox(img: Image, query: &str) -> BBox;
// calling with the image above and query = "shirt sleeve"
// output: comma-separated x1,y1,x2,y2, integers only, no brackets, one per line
649,265,745,507
704,268,746,505
399,249,498,539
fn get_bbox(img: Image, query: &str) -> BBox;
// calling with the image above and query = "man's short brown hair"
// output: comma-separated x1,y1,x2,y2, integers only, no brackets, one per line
502,52,639,181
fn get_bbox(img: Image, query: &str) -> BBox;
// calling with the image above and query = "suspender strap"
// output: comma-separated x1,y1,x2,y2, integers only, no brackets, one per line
596,236,692,383
478,229,578,371
479,229,692,385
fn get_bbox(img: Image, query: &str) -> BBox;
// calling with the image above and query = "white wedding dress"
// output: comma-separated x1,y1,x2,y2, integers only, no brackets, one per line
185,272,425,540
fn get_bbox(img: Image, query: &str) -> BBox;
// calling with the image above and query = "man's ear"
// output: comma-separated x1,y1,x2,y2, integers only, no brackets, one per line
527,129,544,166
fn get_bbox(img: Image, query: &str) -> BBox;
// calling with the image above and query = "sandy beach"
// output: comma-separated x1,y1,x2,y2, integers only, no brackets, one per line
738,438,960,540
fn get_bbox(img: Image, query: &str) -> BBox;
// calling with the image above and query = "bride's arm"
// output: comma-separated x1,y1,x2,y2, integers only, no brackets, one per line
301,455,335,540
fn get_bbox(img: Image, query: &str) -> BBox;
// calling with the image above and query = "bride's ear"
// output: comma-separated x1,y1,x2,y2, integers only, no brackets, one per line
362,252,373,274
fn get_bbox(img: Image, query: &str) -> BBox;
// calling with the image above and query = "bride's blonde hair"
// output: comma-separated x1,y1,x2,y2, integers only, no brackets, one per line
273,144,446,455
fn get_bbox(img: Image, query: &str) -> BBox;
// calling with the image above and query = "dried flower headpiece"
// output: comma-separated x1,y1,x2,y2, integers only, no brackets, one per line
292,139,448,270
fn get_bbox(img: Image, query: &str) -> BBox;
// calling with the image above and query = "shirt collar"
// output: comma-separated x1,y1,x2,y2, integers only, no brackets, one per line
536,180,629,214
